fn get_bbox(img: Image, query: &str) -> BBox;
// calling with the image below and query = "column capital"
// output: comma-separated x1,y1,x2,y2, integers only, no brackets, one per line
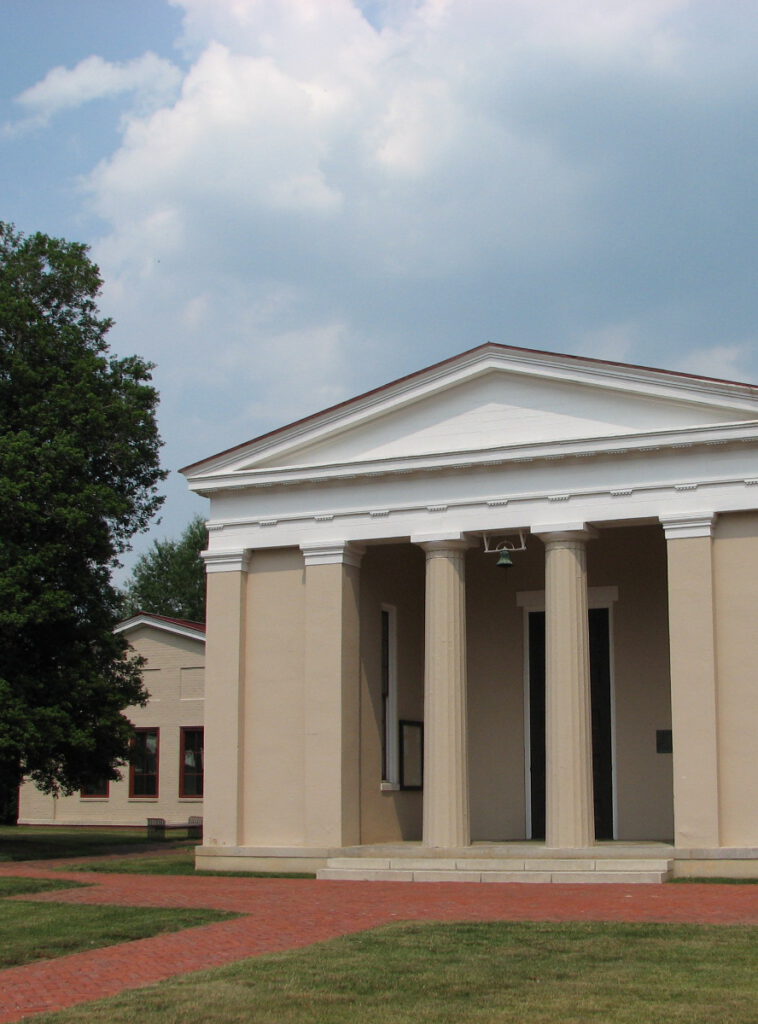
300,540,365,567
659,513,715,540
202,548,251,573
412,532,475,555
531,523,598,545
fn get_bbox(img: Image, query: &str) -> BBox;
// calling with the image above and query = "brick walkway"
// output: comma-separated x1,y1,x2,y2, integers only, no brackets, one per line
1,861,757,1023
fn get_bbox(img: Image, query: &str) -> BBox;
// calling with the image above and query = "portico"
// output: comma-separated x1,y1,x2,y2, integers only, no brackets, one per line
183,344,758,880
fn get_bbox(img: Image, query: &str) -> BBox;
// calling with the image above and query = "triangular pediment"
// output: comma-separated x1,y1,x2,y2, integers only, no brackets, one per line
184,345,758,486
252,371,750,470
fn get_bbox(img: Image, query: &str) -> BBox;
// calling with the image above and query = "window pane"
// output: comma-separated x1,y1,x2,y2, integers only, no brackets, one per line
181,728,204,797
130,729,159,797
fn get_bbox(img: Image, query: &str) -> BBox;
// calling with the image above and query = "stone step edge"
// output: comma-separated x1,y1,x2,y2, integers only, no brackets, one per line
324,857,673,872
317,867,671,884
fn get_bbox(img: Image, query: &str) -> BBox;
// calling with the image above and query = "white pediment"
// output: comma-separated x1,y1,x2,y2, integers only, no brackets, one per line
255,371,749,470
184,345,758,489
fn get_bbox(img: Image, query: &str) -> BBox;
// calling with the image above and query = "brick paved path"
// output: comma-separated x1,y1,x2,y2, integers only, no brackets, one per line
1,861,757,1023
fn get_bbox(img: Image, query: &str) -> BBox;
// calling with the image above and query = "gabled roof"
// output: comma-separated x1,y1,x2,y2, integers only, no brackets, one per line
115,612,206,643
182,342,758,494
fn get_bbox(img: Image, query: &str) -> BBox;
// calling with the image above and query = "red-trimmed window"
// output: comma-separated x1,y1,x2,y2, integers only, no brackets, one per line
180,728,204,797
81,779,109,798
130,729,159,797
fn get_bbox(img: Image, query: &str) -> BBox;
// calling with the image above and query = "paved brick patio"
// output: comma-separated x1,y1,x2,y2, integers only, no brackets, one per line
1,860,757,1023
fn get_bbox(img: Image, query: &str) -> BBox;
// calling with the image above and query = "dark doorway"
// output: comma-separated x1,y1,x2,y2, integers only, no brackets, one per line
528,608,614,840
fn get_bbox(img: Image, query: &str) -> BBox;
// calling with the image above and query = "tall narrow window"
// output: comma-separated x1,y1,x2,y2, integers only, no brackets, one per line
381,605,398,785
130,728,159,797
180,727,204,797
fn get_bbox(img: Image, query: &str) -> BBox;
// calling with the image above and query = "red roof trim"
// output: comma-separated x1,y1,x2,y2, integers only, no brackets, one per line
180,341,758,475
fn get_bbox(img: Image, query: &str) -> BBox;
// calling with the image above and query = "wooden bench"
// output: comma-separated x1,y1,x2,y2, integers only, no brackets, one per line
147,816,203,841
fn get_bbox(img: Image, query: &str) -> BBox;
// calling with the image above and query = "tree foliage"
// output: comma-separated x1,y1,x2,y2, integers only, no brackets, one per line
122,515,207,623
0,222,166,797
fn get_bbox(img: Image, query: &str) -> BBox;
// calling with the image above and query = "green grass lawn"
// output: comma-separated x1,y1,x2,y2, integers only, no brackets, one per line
0,825,171,861
28,920,758,1024
0,875,236,967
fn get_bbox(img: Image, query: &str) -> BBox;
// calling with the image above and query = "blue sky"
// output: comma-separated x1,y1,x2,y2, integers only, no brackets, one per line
3,0,758,579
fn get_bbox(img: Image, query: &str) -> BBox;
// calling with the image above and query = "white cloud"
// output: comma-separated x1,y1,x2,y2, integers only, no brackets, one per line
72,1,757,433
11,52,181,129
10,0,756,561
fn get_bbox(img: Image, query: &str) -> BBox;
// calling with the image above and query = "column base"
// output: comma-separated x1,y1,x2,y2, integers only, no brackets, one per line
195,845,333,874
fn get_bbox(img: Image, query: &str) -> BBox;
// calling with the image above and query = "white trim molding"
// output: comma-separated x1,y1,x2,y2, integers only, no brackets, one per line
659,513,715,539
411,531,474,548
300,541,366,567
114,614,206,643
185,420,758,495
530,523,599,542
202,549,252,573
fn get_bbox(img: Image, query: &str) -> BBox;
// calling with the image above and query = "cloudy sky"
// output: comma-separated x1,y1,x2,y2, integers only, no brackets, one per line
3,0,758,574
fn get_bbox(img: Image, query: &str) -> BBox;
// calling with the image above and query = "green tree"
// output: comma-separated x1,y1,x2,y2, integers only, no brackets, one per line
0,222,166,800
122,515,207,623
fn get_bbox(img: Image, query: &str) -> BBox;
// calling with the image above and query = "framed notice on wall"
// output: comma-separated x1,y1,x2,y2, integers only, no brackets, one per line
399,720,423,790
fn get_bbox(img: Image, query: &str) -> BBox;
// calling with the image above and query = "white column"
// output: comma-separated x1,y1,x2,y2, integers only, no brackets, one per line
201,549,250,847
660,513,720,848
415,536,471,848
534,526,596,849
301,541,364,848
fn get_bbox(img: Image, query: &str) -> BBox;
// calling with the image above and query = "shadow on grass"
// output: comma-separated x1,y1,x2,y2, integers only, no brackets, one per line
64,850,315,878
0,876,88,897
0,825,190,862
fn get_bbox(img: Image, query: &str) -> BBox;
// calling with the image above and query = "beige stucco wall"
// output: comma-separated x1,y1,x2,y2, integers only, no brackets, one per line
664,529,720,848
202,568,247,845
224,545,362,849
713,511,758,847
359,543,425,842
18,626,205,826
303,555,362,847
239,547,306,845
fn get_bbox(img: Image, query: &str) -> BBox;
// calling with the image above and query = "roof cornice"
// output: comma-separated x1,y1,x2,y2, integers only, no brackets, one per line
115,614,206,643
186,418,758,496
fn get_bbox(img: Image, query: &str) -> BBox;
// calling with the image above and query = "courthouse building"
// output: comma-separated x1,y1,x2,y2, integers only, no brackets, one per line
182,343,758,882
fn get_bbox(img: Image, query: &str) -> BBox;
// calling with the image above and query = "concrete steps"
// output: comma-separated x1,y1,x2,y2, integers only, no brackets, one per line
317,854,673,884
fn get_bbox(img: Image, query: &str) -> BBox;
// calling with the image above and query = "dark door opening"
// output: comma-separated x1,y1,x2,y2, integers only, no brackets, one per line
528,608,614,840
